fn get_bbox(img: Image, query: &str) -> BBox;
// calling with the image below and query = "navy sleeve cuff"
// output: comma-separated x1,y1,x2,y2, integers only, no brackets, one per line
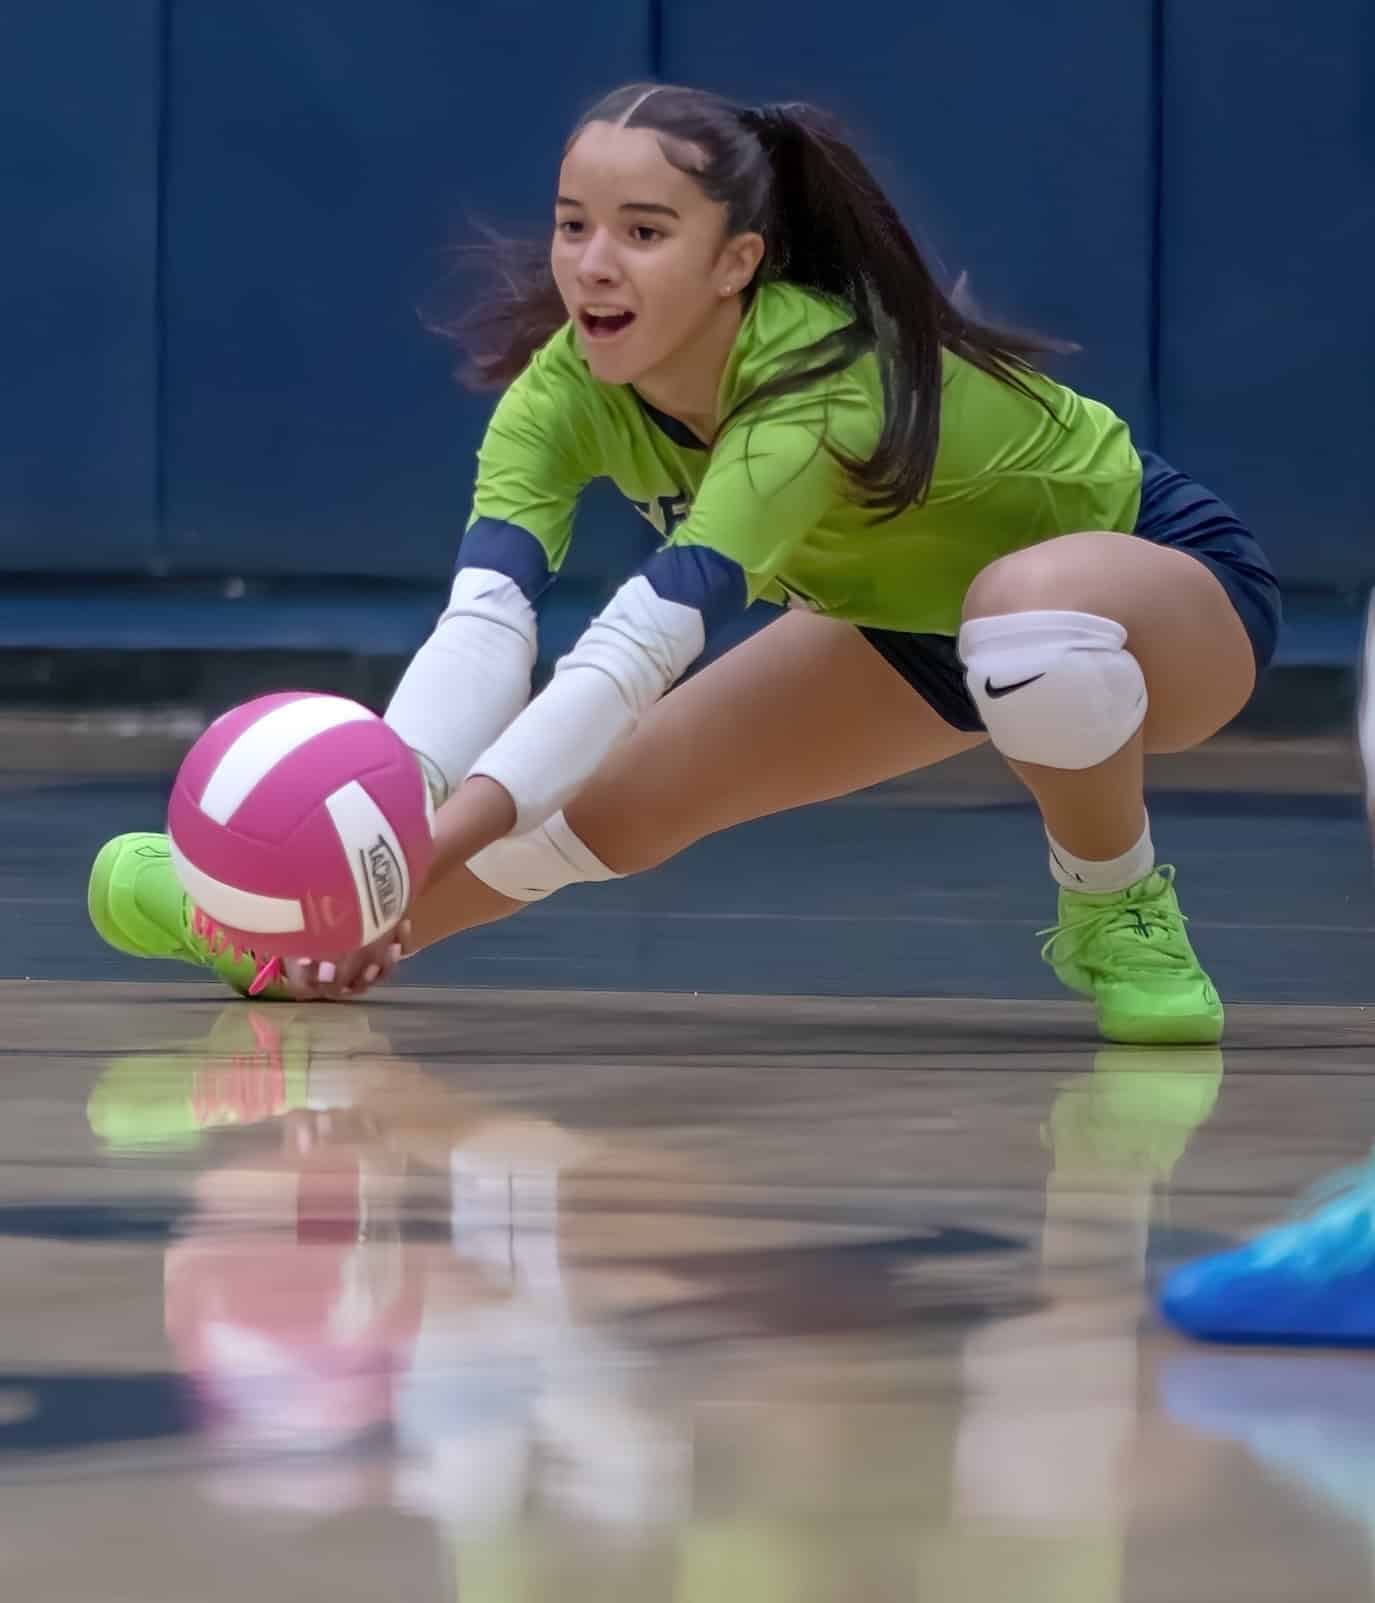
456,518,554,602
641,544,748,639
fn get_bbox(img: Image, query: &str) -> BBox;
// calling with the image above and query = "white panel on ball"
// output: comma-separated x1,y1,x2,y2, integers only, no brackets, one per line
323,780,411,943
199,697,376,825
167,835,307,934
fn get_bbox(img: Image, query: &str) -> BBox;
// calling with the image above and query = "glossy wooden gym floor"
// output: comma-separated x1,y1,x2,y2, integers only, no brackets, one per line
3,727,1375,1601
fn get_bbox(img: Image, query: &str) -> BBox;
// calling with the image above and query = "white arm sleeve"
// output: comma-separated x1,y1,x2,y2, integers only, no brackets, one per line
468,575,705,834
384,568,538,802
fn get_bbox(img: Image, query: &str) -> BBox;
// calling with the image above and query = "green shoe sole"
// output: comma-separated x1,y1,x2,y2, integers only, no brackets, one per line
1096,1003,1225,1048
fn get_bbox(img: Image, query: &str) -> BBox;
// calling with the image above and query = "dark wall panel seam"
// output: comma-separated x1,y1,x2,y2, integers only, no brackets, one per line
152,0,174,574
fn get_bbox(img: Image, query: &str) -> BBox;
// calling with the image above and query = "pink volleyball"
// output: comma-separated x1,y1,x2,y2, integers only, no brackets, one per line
167,692,434,960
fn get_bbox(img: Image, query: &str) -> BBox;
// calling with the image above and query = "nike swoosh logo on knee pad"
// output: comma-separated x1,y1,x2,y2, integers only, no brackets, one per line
984,674,1046,698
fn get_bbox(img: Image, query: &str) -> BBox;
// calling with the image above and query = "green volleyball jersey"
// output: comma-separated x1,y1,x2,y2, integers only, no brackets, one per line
462,281,1141,637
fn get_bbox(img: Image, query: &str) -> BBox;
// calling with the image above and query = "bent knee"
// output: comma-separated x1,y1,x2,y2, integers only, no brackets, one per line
962,534,1123,622
963,547,1065,619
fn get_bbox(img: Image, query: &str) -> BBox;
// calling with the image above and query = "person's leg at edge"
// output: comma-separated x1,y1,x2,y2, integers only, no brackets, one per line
1156,589,1375,1345
959,530,1258,1045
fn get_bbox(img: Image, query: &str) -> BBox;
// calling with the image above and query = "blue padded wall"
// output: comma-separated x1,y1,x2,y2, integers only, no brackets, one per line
4,0,1374,653
1159,0,1375,587
660,0,1156,436
0,4,160,570
159,1,651,585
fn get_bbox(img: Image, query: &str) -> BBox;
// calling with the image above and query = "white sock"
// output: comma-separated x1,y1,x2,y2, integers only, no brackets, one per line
1047,819,1154,894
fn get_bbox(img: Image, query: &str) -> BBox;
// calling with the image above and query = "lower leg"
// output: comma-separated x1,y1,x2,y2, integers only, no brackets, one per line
957,535,1259,1041
1009,734,1152,892
1010,735,1145,860
959,604,1155,892
963,536,1258,891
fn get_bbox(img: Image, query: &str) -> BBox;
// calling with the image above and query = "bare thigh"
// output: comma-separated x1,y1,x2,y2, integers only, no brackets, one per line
568,609,986,872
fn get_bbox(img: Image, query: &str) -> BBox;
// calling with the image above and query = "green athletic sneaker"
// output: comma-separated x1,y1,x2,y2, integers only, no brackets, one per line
87,832,289,999
1040,866,1224,1046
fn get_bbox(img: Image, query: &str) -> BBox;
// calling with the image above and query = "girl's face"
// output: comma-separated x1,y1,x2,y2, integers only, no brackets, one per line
552,121,763,393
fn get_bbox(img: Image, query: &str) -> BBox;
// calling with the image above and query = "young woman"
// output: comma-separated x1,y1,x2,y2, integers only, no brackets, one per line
88,82,1280,1044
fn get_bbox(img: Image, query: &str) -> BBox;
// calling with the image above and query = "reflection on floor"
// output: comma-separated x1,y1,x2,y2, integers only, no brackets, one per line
2,986,1375,1601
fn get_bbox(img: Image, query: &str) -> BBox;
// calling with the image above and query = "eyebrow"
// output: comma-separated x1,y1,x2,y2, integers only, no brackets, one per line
555,196,681,220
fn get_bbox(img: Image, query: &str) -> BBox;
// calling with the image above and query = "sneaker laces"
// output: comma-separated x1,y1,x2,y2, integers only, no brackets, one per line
1038,864,1190,975
1247,1157,1375,1279
189,907,285,997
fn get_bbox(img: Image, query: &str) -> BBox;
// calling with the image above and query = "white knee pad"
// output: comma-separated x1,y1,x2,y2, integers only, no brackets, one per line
466,810,622,902
958,609,1147,769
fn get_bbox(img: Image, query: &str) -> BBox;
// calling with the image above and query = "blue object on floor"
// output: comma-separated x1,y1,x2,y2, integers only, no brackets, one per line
1160,1158,1375,1345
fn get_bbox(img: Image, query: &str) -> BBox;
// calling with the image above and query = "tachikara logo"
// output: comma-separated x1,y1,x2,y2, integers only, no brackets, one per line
361,835,405,927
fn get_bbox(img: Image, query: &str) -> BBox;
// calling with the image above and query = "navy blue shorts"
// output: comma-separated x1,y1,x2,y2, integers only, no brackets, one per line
861,451,1283,733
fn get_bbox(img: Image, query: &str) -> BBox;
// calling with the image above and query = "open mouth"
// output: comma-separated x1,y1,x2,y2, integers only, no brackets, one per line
579,309,636,339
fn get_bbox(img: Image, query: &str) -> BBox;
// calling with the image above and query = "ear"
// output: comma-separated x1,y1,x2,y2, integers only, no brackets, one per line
717,231,767,296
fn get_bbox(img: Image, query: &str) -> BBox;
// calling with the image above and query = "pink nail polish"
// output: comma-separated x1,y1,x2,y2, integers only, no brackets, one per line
318,961,336,983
